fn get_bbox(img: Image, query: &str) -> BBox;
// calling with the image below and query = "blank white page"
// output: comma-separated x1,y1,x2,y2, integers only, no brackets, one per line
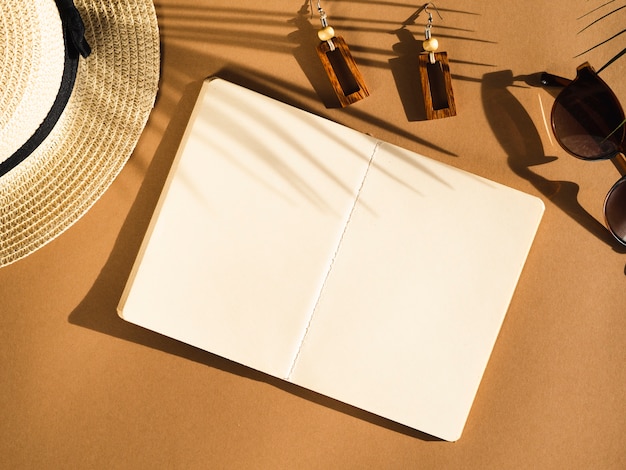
118,78,377,378
119,79,544,440
289,142,544,441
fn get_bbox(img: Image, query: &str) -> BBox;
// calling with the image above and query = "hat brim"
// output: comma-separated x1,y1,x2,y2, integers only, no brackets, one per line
0,0,160,267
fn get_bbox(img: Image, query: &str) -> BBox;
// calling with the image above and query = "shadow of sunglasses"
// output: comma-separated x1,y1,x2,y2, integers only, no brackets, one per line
541,62,626,246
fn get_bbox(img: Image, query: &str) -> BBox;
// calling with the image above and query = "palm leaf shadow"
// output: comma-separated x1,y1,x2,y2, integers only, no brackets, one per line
576,1,626,71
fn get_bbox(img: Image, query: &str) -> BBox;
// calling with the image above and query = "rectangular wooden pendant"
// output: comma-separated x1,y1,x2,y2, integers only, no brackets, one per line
316,36,370,107
418,52,457,120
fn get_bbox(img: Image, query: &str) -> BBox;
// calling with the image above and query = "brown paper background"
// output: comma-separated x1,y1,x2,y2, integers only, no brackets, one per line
2,0,626,468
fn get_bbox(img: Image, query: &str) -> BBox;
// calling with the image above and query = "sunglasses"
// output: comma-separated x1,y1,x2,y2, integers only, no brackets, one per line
541,62,626,246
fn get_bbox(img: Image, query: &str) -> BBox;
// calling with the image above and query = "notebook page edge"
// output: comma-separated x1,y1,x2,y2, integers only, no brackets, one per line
117,79,216,318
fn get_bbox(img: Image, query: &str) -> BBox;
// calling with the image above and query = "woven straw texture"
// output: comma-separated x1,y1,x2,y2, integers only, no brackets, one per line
0,1,65,160
0,0,160,267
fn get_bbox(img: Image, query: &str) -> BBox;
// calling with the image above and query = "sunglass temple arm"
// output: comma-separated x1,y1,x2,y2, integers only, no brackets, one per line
540,72,572,88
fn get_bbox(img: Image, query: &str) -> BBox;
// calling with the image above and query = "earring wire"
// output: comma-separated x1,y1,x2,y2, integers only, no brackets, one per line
310,0,336,51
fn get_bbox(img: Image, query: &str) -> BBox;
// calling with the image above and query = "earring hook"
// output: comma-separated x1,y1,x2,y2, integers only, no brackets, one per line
309,0,326,25
424,3,443,37
421,3,443,63
423,3,443,22
401,3,443,27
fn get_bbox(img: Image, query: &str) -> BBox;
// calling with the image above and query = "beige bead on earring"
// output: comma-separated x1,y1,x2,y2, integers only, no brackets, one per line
318,25,335,42
423,9,439,63
422,37,439,52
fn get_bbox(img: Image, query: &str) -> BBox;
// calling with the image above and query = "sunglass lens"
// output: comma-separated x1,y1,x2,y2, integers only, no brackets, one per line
552,65,625,160
604,175,626,245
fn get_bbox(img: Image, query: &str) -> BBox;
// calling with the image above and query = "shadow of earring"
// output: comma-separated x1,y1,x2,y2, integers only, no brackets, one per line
389,27,428,121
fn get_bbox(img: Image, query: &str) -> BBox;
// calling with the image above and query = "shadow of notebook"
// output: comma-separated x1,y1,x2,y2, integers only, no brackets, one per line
118,78,544,441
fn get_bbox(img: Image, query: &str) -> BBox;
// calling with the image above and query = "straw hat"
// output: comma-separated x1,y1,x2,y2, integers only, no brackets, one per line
0,0,160,266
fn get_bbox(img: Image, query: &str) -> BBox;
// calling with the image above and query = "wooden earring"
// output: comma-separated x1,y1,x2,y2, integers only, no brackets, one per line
418,3,456,119
314,0,369,107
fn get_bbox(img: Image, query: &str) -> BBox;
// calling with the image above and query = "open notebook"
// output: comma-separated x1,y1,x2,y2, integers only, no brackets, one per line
118,78,544,441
